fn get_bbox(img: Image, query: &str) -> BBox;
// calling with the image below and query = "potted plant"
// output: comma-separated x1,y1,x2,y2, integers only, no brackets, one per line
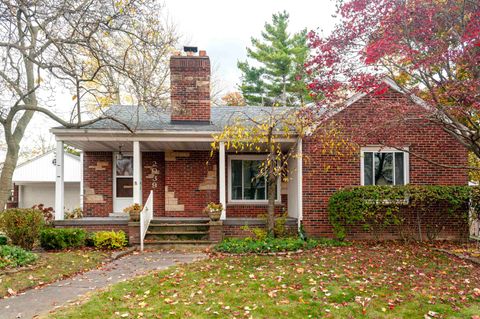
123,203,143,222
203,202,223,221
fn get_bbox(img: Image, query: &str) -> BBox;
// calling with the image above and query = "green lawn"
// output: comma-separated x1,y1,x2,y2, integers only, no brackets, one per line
0,249,109,297
48,244,480,319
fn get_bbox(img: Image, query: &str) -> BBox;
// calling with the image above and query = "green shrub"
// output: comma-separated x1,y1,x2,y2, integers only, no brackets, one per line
0,208,44,250
92,230,127,249
85,232,95,247
39,228,87,250
328,185,472,240
240,225,268,240
0,234,7,245
215,237,348,254
0,245,38,269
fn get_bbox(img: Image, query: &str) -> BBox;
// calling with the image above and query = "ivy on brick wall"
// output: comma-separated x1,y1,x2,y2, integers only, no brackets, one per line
328,185,477,241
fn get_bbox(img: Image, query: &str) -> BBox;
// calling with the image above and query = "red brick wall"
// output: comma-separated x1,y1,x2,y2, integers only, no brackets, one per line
142,152,165,217
83,152,113,217
165,151,218,216
302,89,469,239
226,194,288,217
170,55,210,122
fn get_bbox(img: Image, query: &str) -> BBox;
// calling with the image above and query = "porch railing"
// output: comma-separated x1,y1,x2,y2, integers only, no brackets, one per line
140,190,153,251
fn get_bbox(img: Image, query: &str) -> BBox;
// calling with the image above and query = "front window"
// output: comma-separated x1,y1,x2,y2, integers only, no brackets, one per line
362,149,408,186
229,156,279,202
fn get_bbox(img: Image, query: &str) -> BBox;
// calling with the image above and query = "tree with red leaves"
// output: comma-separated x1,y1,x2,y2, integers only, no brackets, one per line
307,0,479,160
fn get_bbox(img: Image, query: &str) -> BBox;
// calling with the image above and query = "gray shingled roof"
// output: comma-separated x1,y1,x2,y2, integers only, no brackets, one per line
74,105,298,131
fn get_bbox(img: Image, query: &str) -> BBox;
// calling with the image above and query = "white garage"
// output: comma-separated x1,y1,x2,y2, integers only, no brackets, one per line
12,150,81,211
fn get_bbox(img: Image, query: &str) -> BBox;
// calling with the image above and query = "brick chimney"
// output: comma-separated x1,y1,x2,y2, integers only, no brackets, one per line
170,47,211,123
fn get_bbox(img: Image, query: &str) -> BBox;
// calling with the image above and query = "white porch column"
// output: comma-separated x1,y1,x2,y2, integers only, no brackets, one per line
219,141,226,220
296,139,303,228
133,141,142,205
55,141,65,220
79,151,84,210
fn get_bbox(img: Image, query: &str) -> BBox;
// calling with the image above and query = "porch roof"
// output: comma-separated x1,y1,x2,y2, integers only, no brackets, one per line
51,105,300,151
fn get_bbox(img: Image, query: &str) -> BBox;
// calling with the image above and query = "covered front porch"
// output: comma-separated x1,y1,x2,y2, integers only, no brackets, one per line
52,130,303,245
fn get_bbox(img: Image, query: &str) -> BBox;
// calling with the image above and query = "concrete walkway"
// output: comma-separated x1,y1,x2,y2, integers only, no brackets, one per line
0,251,206,319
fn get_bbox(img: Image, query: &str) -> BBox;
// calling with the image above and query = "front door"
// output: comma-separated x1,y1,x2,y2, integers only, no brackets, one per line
113,154,134,213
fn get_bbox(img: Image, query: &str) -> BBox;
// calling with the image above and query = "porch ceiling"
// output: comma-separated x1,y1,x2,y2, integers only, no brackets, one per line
66,140,297,152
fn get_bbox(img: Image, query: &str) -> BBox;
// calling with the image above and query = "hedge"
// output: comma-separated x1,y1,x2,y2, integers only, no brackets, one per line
40,228,87,250
328,185,477,241
214,237,349,254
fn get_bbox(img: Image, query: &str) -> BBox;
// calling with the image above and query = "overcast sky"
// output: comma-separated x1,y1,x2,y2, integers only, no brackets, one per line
164,0,338,92
3,0,338,161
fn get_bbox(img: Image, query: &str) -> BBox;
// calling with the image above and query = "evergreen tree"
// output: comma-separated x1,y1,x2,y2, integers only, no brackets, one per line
237,11,309,106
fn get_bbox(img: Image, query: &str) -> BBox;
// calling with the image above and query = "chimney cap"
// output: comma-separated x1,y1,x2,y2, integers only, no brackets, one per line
183,46,198,53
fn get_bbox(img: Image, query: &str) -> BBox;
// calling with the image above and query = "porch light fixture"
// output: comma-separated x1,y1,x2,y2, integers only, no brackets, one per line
117,145,123,160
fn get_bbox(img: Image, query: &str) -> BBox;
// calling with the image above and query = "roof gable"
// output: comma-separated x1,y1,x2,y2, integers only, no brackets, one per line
13,150,81,183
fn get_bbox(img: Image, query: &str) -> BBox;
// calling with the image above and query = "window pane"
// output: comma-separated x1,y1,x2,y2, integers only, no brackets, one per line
116,178,133,197
231,160,243,200
243,160,266,200
265,178,278,200
374,153,393,185
116,156,133,177
363,152,373,185
395,153,405,185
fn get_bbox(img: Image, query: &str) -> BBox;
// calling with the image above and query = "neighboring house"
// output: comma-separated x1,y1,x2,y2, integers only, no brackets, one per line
11,150,81,211
51,48,468,246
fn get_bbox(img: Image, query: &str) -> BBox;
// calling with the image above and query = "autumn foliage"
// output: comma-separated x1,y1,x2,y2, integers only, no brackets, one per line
307,0,480,158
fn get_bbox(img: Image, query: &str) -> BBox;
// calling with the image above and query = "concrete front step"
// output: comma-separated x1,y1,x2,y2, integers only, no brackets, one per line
151,218,209,224
145,234,209,241
144,239,212,245
146,219,212,244
149,223,210,227
147,231,209,235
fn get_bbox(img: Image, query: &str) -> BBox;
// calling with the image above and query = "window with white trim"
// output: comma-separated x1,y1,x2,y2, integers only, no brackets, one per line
228,155,280,203
361,148,409,186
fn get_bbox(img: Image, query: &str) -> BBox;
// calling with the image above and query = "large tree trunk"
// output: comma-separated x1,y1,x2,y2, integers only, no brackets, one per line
0,127,28,211
0,109,34,211
266,164,276,235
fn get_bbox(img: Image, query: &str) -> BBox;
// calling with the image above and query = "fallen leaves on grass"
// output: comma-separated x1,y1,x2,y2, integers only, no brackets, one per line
48,243,480,319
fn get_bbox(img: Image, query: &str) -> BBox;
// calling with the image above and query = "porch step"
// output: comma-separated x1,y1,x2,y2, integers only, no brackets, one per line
150,218,209,224
144,239,212,245
144,218,211,245
147,231,208,235
149,223,210,227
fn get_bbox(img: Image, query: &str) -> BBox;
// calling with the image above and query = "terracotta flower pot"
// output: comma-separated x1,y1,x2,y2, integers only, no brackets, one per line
208,210,222,221
129,210,141,222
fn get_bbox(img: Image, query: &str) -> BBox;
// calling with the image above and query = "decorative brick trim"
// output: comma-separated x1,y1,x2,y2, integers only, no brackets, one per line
199,165,217,190
165,186,184,211
165,150,190,161
88,161,109,171
84,187,105,204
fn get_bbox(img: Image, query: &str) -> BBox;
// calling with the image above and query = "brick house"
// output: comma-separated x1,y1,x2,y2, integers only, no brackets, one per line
51,49,468,246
